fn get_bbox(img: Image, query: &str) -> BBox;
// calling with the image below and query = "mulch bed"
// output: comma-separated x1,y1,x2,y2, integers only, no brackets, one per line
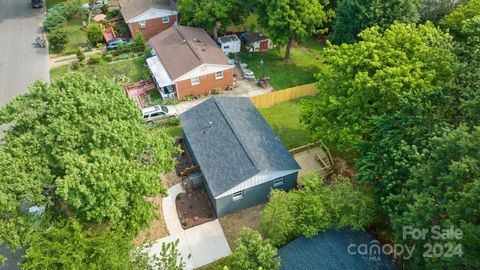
174,138,194,177
176,188,216,229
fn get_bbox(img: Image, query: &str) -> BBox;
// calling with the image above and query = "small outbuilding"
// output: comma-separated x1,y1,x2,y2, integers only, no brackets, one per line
240,32,271,52
278,229,400,270
217,35,241,55
179,97,301,217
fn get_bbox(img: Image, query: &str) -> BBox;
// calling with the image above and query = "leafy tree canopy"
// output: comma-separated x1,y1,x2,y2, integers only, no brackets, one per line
440,0,480,38
0,73,177,252
261,174,375,246
301,22,454,152
331,0,422,44
177,0,253,38
231,228,281,270
257,0,334,60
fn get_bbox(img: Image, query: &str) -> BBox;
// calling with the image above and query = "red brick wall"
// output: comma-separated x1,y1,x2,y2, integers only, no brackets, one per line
129,15,177,39
176,68,234,100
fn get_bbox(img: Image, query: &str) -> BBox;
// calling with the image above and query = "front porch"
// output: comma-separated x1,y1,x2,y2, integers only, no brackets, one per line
146,56,177,100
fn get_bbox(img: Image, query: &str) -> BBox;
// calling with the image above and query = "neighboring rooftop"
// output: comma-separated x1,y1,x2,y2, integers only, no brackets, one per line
241,32,268,43
218,35,240,44
118,0,176,22
179,97,300,198
149,26,230,80
278,229,400,270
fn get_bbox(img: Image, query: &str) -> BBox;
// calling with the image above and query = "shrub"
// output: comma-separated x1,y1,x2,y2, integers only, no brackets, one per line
86,23,104,45
118,54,130,60
88,54,102,64
143,47,152,59
231,228,281,270
70,61,81,70
43,13,66,31
106,9,120,20
134,32,146,46
103,53,113,62
183,95,193,101
76,49,85,62
59,1,81,19
211,87,222,95
48,29,68,50
100,4,109,14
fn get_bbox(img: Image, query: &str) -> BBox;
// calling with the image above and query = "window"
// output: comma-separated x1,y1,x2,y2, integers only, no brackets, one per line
273,177,284,187
139,20,146,29
223,45,230,49
191,77,200,86
162,16,170,24
150,112,165,117
233,190,244,201
215,71,223,80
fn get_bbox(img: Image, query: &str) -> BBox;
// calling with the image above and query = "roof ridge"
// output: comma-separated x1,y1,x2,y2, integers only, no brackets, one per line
213,97,258,169
175,26,203,63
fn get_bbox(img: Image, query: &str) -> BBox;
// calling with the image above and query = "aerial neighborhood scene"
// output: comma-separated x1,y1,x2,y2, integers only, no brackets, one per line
0,0,479,269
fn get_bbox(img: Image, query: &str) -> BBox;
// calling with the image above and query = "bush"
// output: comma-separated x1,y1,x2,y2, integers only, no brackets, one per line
231,228,281,270
59,1,81,19
103,54,113,62
76,49,85,62
100,4,109,14
211,87,222,95
118,54,130,60
143,47,152,59
134,32,146,46
49,29,68,50
43,13,66,31
70,61,81,70
106,9,120,20
86,23,104,45
183,95,193,101
88,54,102,64
260,174,375,246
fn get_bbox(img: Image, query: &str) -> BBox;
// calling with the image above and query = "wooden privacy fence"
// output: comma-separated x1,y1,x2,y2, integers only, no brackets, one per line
250,83,319,108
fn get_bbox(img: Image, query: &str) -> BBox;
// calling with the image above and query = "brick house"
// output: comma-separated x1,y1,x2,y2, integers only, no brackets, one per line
146,26,234,100
118,0,178,39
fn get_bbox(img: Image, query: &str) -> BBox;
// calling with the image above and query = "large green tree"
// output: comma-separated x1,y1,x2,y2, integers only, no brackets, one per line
0,73,177,253
332,0,422,44
257,0,334,60
301,22,454,152
440,0,480,38
231,228,281,270
177,0,253,39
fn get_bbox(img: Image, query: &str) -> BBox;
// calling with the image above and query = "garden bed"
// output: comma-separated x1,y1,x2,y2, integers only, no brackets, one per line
174,139,194,177
175,188,216,229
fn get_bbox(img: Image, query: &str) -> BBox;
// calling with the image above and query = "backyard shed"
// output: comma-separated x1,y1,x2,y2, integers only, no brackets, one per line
217,35,241,54
179,97,301,217
240,32,270,52
278,229,400,270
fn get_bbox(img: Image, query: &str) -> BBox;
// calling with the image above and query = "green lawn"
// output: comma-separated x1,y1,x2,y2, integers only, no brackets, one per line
161,125,183,138
239,39,326,90
259,97,315,149
50,57,150,83
62,18,88,55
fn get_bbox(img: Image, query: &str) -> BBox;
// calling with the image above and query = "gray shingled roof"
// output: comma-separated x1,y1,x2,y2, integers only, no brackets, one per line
278,229,400,270
179,97,300,198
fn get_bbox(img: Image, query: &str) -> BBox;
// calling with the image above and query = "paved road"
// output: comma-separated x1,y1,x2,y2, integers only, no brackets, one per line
0,0,49,108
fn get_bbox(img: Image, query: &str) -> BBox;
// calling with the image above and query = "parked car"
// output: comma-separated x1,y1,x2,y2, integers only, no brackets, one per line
142,105,178,124
82,0,108,10
31,0,43,8
106,38,131,50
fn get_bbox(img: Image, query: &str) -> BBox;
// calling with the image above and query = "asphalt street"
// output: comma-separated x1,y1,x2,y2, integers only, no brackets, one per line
0,1,49,268
0,0,49,108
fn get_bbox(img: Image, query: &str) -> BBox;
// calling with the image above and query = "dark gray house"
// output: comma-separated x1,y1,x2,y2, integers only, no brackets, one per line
179,97,301,217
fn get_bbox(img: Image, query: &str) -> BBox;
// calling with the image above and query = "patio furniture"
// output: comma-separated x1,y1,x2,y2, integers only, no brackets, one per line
243,69,254,76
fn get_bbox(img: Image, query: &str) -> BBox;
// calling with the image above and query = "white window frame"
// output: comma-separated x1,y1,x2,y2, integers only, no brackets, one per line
162,16,170,24
232,190,244,201
273,177,284,187
139,20,146,29
191,77,200,86
215,71,223,80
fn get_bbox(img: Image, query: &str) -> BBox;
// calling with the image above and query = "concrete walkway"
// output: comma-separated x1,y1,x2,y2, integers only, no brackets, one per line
146,184,231,269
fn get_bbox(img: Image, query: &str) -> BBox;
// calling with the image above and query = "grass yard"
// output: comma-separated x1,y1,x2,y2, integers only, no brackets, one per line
62,18,88,55
50,57,150,83
161,125,183,138
238,39,326,90
259,97,315,149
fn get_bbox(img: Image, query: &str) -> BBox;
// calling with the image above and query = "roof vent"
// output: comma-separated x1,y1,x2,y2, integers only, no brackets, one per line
209,121,213,128
182,39,186,44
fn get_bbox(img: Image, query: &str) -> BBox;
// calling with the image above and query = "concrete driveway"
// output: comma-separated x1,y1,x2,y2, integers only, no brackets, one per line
0,0,49,108
147,184,231,269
